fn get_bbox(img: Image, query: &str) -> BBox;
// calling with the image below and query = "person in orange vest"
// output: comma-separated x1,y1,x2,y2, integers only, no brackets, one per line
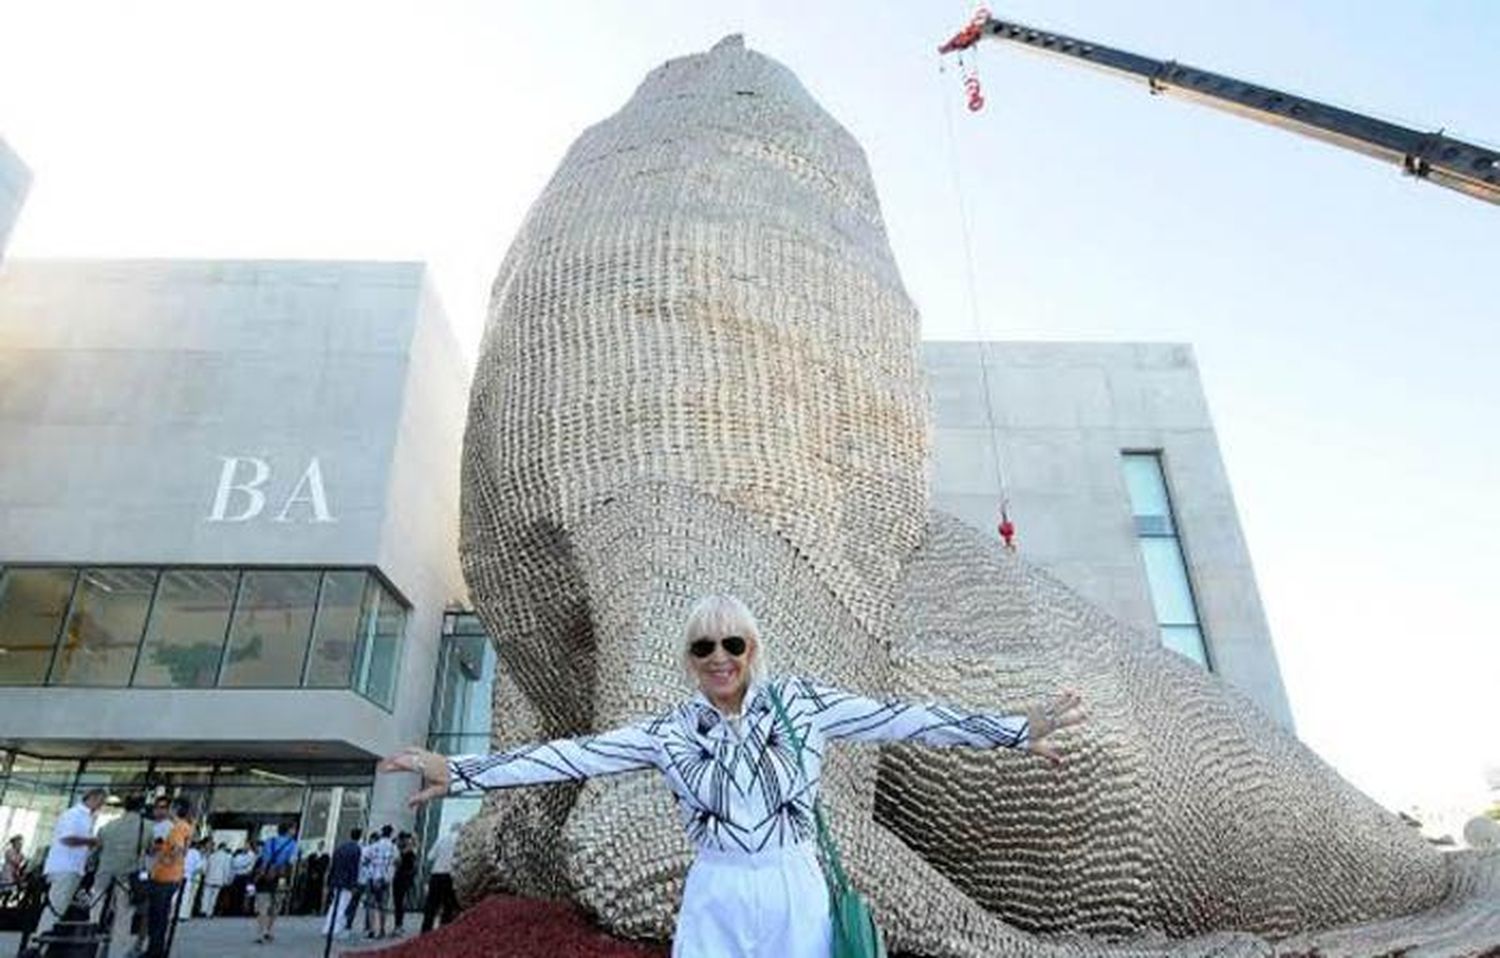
145,797,194,958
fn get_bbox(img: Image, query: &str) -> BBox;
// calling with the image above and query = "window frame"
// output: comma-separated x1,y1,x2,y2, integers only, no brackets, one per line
0,562,408,695
0,566,80,687
1121,450,1214,670
46,567,161,688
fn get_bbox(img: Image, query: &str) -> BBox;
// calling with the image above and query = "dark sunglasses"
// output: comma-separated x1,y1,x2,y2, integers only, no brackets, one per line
689,635,748,659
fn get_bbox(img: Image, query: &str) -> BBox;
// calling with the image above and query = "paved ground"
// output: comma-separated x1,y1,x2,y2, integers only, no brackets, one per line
0,914,416,957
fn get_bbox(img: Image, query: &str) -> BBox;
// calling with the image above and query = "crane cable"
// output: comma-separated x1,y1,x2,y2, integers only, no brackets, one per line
937,24,1017,551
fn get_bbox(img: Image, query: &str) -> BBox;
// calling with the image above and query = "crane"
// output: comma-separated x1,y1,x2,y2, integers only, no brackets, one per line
939,11,1499,206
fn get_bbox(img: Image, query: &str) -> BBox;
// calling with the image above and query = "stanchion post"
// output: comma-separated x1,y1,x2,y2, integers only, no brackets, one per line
97,876,116,954
323,896,338,958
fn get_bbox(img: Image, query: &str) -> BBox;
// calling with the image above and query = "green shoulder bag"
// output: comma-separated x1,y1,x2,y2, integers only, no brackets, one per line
767,683,888,958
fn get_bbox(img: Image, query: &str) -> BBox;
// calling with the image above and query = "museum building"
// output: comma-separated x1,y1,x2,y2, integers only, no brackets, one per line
0,238,468,848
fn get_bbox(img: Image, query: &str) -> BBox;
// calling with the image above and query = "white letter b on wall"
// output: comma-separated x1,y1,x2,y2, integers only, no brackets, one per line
207,456,270,522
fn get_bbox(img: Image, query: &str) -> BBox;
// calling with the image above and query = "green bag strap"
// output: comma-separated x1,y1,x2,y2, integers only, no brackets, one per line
766,682,853,895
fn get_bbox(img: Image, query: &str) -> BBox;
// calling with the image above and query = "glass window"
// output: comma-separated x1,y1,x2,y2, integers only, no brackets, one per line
211,763,309,787
431,632,494,740
150,761,217,787
351,583,377,695
356,585,405,709
1123,453,1176,535
147,762,215,817
304,572,367,688
1161,625,1209,668
0,567,77,684
6,754,80,790
208,781,306,842
237,761,371,786
1,755,81,860
1122,453,1173,520
0,777,73,860
75,760,151,801
51,568,158,687
451,613,489,636
0,564,410,690
1139,538,1199,626
428,733,492,757
133,570,239,688
1122,452,1210,669
302,787,336,850
219,570,320,687
331,787,369,846
418,795,480,875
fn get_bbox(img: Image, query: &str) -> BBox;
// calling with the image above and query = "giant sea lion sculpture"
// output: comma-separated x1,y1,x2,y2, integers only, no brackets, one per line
454,35,1499,958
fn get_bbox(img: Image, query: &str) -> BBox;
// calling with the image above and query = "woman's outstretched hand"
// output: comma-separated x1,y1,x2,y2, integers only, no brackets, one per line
378,746,451,809
1026,690,1087,767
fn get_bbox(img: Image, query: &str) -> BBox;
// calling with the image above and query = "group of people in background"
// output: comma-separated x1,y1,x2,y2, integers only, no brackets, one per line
321,821,460,941
1,790,464,955
11,790,197,957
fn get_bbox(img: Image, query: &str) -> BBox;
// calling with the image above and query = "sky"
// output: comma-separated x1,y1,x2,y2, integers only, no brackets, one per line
1,2,1495,819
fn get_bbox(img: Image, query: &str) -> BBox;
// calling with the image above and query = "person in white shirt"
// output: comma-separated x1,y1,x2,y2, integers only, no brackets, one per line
228,845,255,915
201,843,233,917
352,835,376,937
35,789,106,942
177,840,205,920
359,826,397,939
230,846,255,877
149,796,172,843
421,823,461,932
381,594,1084,958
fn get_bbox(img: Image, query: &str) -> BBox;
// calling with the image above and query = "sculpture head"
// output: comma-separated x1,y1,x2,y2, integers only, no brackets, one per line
463,35,931,636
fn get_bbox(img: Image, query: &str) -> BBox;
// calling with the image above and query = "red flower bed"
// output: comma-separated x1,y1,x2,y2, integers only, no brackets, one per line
353,895,670,958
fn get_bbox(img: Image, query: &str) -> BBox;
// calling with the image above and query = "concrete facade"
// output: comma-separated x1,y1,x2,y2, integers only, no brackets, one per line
923,340,1294,730
0,258,470,826
0,258,1292,826
0,136,30,262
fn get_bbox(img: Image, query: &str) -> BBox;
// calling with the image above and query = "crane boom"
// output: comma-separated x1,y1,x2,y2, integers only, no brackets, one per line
940,13,1499,206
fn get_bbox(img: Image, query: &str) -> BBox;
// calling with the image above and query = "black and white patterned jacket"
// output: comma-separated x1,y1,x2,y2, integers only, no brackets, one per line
447,675,1030,855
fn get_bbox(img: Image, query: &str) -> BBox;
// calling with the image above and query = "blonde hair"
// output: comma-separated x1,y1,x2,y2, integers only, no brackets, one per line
681,593,768,682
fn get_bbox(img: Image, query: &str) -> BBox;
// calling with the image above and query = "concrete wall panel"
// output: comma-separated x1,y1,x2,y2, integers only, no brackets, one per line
924,340,1294,730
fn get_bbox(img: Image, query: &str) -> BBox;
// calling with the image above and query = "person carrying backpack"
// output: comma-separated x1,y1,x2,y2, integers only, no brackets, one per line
251,823,298,944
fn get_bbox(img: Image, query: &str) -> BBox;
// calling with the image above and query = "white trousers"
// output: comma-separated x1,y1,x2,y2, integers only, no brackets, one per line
35,871,83,941
177,875,201,919
91,874,139,958
324,889,355,935
672,842,831,958
201,882,223,918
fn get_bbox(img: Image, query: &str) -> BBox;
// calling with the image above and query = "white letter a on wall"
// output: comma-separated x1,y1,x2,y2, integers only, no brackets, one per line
274,457,336,524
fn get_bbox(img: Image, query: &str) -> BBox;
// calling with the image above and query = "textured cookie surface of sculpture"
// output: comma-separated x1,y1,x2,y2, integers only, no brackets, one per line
456,35,1499,958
